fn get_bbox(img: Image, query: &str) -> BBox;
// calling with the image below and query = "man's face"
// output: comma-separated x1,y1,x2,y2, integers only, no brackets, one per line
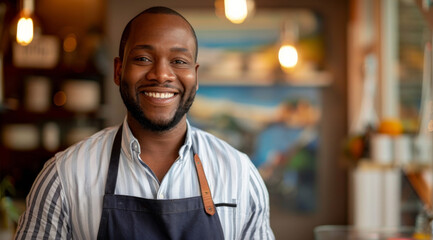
115,13,199,132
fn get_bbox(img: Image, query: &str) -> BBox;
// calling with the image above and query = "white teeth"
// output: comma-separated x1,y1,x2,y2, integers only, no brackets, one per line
144,92,174,99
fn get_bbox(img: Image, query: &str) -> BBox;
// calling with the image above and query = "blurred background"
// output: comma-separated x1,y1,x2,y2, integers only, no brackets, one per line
1,0,433,239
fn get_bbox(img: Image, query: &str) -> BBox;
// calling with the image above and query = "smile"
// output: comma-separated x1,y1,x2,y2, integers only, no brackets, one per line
144,92,175,99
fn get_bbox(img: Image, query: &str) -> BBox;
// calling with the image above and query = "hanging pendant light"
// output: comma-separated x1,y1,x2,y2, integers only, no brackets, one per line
16,0,35,46
224,0,248,24
216,0,255,24
278,20,299,71
278,45,298,68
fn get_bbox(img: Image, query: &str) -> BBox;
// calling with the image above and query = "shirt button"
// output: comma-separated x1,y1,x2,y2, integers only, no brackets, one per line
159,194,164,199
131,142,139,152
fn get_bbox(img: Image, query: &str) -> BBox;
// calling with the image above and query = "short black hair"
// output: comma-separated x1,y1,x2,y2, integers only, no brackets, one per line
118,6,198,62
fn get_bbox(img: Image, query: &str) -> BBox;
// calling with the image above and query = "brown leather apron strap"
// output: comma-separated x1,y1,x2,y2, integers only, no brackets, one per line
193,154,216,216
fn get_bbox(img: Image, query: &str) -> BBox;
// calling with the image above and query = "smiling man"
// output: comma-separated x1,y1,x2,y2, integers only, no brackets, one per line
14,6,274,240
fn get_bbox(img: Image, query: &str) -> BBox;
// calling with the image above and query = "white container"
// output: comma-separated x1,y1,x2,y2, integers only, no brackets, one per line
370,134,393,164
42,122,60,151
25,76,51,112
393,135,412,165
63,80,100,112
2,124,39,150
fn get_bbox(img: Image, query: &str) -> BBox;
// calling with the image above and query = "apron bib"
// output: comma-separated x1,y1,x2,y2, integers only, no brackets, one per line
96,126,225,240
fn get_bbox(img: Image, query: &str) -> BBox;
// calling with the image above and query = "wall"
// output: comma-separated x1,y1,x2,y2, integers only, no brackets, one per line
105,0,349,239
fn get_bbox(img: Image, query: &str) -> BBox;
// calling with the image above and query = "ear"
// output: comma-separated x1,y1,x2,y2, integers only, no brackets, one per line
195,63,200,91
114,57,122,86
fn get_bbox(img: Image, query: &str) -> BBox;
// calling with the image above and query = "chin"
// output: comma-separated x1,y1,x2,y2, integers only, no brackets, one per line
135,114,182,132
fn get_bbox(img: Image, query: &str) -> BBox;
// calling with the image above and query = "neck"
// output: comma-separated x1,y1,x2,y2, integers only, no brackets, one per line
126,114,187,159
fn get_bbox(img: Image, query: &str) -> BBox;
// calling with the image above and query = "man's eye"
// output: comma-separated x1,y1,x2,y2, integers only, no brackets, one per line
135,57,151,62
172,59,187,64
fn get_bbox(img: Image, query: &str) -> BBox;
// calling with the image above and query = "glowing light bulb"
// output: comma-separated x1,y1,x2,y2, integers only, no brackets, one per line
16,16,34,46
278,45,298,68
224,0,248,24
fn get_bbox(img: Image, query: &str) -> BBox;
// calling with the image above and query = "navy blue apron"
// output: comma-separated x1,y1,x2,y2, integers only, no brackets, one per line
96,126,225,240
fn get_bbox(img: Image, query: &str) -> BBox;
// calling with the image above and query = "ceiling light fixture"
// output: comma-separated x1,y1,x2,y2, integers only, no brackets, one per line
220,0,255,24
278,20,299,71
16,0,35,46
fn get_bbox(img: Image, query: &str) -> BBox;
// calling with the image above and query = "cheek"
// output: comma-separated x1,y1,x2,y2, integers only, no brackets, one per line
120,79,133,97
180,70,197,88
123,64,147,83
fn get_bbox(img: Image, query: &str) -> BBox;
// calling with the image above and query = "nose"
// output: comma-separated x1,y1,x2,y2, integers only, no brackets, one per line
145,59,175,84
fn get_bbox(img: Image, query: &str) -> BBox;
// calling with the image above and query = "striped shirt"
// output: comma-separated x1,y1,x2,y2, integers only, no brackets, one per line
14,118,274,240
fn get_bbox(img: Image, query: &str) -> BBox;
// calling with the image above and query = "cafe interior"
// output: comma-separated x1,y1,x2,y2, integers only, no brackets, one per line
1,0,433,239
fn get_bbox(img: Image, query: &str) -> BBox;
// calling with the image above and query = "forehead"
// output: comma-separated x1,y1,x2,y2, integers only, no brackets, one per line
127,13,195,50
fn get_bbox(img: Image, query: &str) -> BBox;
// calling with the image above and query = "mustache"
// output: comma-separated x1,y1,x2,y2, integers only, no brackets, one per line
137,82,177,88
118,78,181,96
136,82,182,93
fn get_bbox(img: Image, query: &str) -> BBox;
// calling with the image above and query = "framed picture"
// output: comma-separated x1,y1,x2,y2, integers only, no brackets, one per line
189,85,321,212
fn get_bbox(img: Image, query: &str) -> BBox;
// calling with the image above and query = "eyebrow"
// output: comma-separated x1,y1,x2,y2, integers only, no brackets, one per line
170,47,189,53
130,45,191,55
132,45,154,51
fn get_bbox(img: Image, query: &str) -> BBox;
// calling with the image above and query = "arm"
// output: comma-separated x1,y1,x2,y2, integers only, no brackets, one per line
240,162,275,240
14,158,71,240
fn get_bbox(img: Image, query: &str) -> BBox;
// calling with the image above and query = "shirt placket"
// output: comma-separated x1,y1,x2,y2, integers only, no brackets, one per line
156,156,183,200
130,140,161,198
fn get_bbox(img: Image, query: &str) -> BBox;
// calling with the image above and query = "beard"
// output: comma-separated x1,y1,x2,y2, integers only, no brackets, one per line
119,79,196,132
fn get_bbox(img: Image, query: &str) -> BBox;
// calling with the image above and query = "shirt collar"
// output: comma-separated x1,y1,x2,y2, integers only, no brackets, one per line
121,117,193,162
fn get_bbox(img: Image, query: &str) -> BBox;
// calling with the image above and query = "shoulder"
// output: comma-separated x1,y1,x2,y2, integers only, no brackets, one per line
54,126,118,164
51,126,119,191
190,126,248,160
